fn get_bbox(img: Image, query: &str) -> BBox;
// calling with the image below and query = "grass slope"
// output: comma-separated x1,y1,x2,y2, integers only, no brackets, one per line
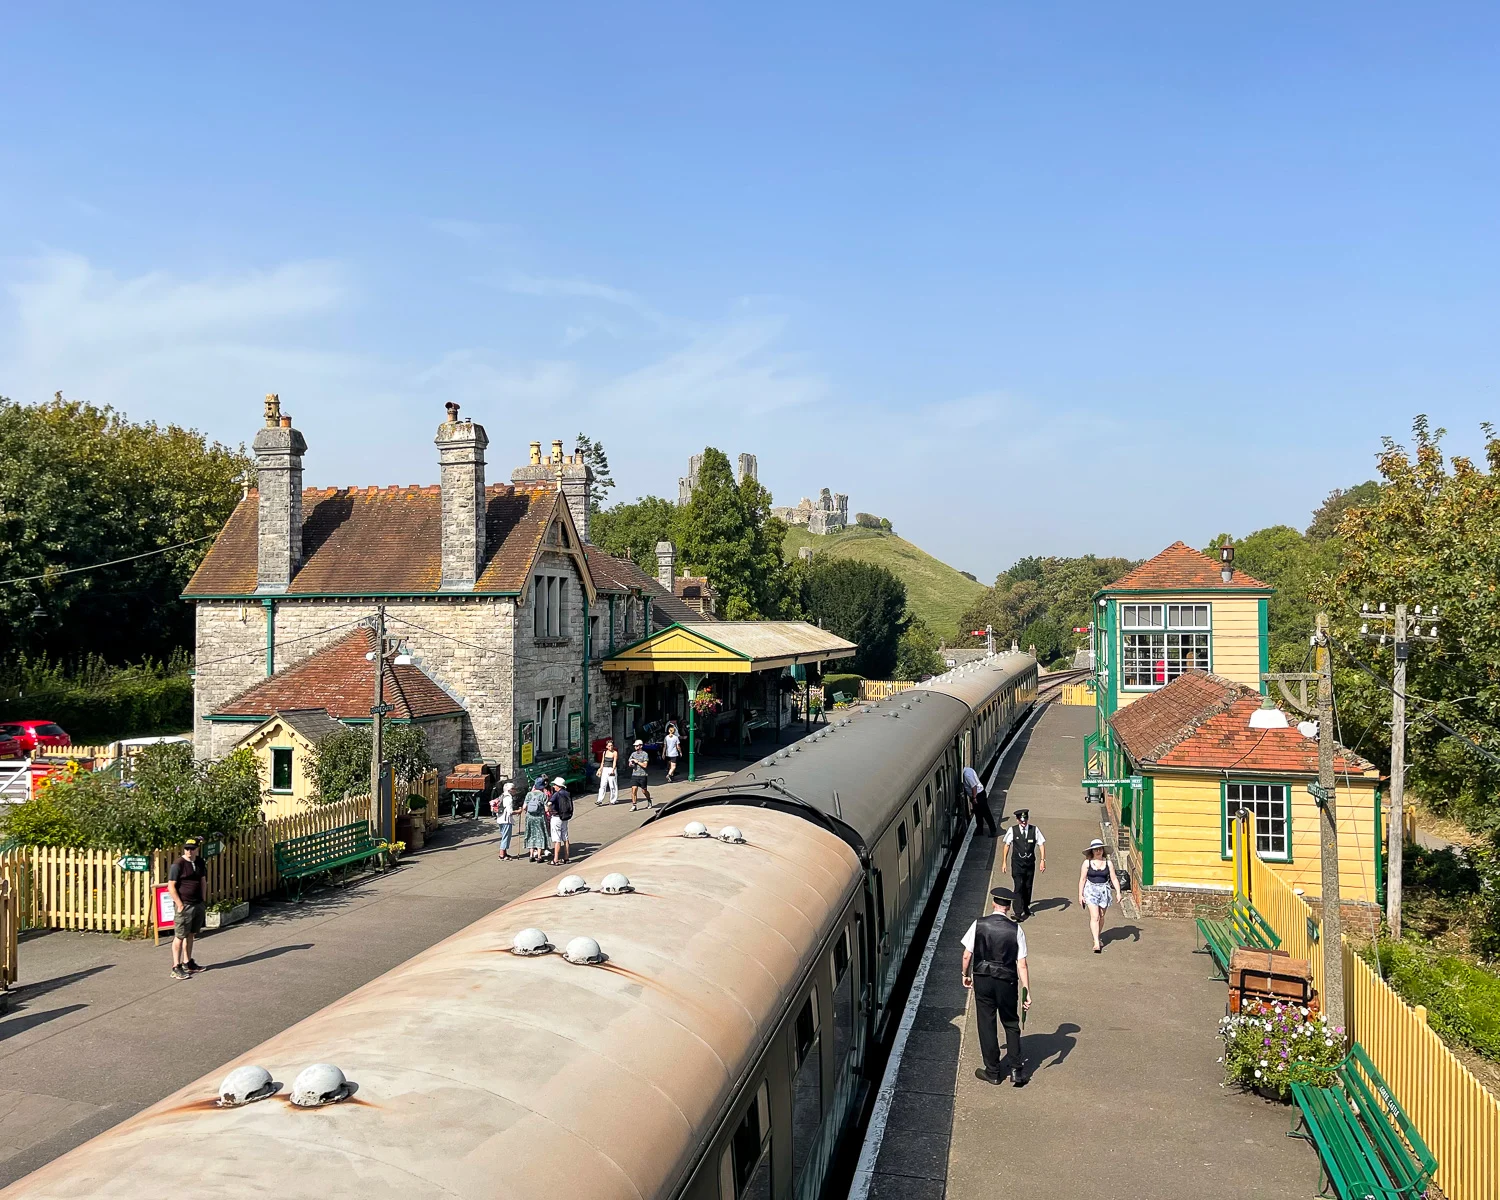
783,525,986,639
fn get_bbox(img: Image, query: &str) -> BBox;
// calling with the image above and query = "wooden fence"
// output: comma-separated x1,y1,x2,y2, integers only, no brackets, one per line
1234,812,1500,1200
0,796,371,935
859,679,916,702
1058,684,1094,706
1,864,17,990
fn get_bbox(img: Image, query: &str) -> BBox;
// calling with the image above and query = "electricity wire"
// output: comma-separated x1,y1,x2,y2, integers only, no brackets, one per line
0,535,217,586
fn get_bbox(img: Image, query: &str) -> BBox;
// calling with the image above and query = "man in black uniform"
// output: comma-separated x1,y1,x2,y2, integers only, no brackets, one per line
961,885,1032,1085
1000,808,1046,920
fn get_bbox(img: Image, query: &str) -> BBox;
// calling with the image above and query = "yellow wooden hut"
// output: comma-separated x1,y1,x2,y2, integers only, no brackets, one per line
235,708,346,819
1109,671,1385,912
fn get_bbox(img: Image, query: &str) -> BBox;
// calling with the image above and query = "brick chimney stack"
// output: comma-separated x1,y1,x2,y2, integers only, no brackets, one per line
511,437,592,543
435,403,489,590
656,541,676,592
253,394,306,593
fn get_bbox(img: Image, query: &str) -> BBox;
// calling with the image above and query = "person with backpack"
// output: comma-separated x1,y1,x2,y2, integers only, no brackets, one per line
523,776,549,862
549,776,574,865
492,781,517,861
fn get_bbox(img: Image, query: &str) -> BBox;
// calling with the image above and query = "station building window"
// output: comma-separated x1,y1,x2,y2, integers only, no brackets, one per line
271,747,293,793
1223,782,1290,862
1121,603,1211,688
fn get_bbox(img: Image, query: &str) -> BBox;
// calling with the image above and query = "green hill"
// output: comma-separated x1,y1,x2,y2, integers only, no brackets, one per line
783,525,986,639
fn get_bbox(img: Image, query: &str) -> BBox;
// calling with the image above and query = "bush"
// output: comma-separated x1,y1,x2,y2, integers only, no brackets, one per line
1218,998,1344,1099
310,723,432,803
823,673,865,697
1,743,263,852
1365,939,1500,1062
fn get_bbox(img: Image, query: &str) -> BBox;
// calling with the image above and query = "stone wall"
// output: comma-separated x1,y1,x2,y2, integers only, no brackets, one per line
196,597,517,766
514,550,592,769
416,715,464,777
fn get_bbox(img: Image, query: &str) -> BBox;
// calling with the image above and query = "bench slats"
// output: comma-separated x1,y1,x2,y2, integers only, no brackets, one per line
1195,896,1281,977
273,821,389,898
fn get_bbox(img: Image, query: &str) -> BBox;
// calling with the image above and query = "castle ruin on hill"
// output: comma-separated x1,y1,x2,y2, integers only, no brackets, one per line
677,452,848,535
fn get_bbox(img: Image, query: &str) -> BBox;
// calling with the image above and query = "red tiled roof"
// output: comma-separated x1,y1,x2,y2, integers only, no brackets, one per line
211,629,463,721
185,484,564,596
1104,541,1269,592
1110,671,1373,776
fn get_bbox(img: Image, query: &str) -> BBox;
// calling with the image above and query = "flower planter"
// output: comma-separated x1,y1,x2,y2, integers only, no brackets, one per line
205,902,249,930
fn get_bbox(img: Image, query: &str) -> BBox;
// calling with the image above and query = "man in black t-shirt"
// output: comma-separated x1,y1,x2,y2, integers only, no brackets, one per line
168,839,208,979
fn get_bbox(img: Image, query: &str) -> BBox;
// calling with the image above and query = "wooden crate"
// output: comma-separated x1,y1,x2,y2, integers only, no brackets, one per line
1228,946,1312,1011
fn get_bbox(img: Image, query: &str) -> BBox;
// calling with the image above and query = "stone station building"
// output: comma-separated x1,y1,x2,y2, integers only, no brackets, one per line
186,399,702,783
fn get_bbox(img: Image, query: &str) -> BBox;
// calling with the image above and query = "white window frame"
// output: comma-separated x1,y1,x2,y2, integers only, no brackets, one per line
1224,781,1291,863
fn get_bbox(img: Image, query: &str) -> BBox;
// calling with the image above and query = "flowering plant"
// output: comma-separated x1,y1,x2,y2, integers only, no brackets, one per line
691,686,723,716
1217,998,1344,1100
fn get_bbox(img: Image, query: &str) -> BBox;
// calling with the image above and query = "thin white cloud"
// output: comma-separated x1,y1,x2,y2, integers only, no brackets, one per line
497,269,685,336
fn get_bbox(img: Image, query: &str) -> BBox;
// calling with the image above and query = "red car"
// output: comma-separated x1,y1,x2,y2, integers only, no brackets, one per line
0,721,71,756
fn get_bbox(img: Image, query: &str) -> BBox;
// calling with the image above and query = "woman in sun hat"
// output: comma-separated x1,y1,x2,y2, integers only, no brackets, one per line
492,780,517,860
1078,838,1121,954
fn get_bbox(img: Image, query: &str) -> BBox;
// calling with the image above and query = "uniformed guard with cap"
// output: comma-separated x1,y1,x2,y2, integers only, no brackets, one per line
961,885,1031,1085
1000,808,1046,920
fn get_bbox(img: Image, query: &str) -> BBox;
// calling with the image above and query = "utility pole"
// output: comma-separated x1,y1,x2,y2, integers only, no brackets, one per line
1313,611,1344,1023
1360,601,1442,939
1263,611,1344,1022
370,605,389,836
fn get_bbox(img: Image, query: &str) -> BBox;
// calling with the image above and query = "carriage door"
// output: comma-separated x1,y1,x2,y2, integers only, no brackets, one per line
895,821,912,946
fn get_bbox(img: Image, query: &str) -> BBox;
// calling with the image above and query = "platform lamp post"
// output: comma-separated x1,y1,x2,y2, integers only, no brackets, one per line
679,671,703,782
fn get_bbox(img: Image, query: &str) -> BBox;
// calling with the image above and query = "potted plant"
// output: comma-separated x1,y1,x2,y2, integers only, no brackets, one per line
406,793,429,832
1217,998,1343,1101
205,896,250,930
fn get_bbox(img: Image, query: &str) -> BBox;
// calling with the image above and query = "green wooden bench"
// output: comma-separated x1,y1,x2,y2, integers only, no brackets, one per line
274,821,391,900
1290,1042,1437,1200
522,754,586,791
1195,895,1281,978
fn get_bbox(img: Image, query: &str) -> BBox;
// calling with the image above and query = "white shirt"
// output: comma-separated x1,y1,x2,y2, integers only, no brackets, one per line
961,917,1027,959
1002,824,1045,846
961,765,982,796
665,732,681,756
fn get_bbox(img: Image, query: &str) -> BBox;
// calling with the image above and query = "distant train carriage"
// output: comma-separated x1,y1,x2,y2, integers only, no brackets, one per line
1,655,1039,1200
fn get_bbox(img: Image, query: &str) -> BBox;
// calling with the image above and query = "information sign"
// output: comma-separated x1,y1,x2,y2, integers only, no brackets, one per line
519,721,536,767
154,884,176,933
370,702,394,716
1080,776,1143,791
203,840,223,859
117,854,150,872
567,711,582,751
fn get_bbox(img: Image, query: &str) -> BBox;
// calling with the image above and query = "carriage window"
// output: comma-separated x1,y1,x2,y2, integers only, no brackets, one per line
896,823,907,852
721,1081,771,1200
874,872,886,939
791,991,822,1192
831,929,854,1073
911,802,921,830
925,783,932,811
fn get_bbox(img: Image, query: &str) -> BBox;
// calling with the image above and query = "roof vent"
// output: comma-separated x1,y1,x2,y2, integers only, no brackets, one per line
600,872,633,894
563,935,605,965
512,927,554,955
557,874,589,896
218,1065,279,1107
683,821,710,838
290,1063,355,1108
718,825,746,844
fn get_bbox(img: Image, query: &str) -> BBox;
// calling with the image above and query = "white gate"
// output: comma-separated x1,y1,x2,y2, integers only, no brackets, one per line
0,760,29,806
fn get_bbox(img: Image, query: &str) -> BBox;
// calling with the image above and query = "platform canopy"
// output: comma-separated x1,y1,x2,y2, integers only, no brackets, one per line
601,621,857,674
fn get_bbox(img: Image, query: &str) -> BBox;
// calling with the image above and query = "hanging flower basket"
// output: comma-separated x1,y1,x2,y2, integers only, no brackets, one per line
692,686,723,717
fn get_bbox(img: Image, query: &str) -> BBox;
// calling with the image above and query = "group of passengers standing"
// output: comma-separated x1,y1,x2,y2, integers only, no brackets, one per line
959,763,1123,1086
491,775,575,865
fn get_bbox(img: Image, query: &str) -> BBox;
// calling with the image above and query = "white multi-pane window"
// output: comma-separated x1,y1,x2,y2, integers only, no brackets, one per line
1224,782,1290,861
1121,603,1211,687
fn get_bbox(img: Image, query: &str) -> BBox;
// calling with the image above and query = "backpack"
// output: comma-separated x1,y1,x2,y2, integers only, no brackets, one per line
526,790,546,816
553,789,574,821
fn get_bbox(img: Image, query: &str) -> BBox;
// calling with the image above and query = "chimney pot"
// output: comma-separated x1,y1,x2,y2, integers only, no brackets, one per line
529,440,542,466
264,393,282,427
279,415,291,428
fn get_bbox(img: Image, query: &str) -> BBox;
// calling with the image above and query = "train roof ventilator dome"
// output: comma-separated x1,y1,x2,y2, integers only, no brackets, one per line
217,1065,278,1107
600,872,633,894
290,1063,354,1108
718,825,746,844
683,821,710,838
557,874,589,895
512,927,554,955
564,935,605,965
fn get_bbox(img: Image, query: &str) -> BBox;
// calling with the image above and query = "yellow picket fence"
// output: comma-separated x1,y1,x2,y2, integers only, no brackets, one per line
1058,683,1094,706
0,796,371,935
1234,812,1500,1200
1,864,18,989
859,679,916,702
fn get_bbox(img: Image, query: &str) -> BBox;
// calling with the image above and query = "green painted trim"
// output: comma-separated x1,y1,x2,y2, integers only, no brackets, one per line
1258,598,1270,694
204,714,267,723
185,590,521,601
262,598,276,676
1105,599,1119,721
270,744,295,793
601,621,754,664
1220,779,1293,863
581,593,591,744
1140,774,1154,886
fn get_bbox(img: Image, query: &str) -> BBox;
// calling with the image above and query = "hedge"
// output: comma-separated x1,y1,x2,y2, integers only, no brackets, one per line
0,674,193,744
823,673,865,697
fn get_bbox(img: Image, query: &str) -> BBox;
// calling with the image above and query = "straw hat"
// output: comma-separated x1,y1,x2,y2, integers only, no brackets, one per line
1083,838,1108,855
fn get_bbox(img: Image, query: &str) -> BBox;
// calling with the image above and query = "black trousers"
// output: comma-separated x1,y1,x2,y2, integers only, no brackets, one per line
974,973,1023,1077
972,792,997,837
1012,861,1036,917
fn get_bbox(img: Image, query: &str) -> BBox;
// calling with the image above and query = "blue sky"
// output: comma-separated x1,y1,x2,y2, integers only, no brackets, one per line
2,3,1497,581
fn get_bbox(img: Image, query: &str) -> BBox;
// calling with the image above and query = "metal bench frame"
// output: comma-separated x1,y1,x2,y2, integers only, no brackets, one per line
274,821,391,901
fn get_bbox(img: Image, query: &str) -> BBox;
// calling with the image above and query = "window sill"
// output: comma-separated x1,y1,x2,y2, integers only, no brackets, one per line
533,637,572,648
269,789,294,796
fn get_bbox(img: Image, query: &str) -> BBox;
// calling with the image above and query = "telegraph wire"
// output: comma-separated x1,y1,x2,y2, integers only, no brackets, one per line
0,535,217,586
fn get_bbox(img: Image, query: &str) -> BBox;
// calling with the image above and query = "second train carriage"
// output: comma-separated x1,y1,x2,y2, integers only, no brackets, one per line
0,654,1039,1200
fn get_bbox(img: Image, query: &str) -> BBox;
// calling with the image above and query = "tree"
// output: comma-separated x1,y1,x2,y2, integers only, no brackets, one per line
678,448,791,619
386,724,434,796
957,555,1134,650
591,495,681,575
894,616,945,680
574,432,615,513
1318,417,1500,831
311,726,373,804
0,393,250,663
1307,481,1381,543
800,558,908,677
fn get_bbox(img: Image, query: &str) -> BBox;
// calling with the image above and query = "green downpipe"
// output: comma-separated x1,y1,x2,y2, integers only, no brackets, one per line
262,598,275,676
582,594,591,751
